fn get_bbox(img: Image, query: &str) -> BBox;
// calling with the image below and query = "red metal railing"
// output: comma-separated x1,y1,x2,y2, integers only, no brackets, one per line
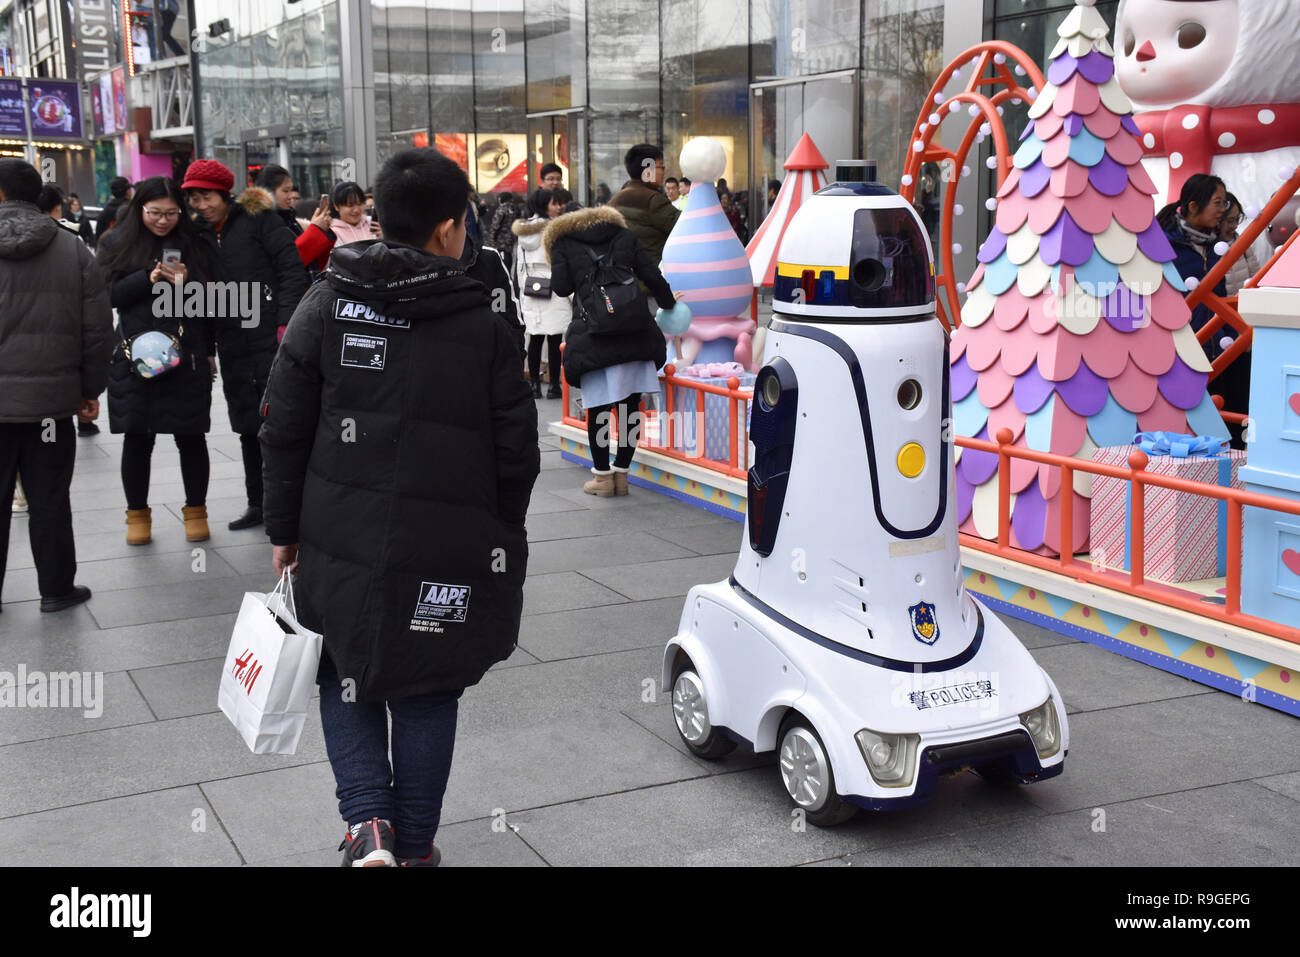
555,350,1300,645
559,354,752,480
966,428,1300,645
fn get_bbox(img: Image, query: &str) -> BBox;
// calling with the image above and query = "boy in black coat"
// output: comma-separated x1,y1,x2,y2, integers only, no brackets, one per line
259,148,539,866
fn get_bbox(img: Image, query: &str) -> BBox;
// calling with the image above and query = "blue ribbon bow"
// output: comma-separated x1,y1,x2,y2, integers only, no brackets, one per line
1133,431,1228,458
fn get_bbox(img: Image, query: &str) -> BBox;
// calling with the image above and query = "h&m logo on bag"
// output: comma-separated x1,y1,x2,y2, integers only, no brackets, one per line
410,581,471,633
340,333,387,371
335,298,410,328
232,648,262,694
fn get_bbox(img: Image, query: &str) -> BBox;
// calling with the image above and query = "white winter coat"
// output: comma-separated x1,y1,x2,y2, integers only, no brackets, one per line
513,216,571,336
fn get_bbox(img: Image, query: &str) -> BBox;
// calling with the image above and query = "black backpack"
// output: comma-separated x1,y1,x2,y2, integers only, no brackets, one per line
577,245,649,336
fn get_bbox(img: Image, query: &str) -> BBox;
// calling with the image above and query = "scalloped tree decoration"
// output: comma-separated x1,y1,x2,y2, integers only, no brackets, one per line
950,0,1230,556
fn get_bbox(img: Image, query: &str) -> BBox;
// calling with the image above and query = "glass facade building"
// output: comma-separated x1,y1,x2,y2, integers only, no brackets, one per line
195,0,948,232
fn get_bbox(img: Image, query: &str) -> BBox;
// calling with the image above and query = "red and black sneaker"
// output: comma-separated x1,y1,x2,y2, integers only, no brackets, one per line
339,818,397,867
397,841,442,867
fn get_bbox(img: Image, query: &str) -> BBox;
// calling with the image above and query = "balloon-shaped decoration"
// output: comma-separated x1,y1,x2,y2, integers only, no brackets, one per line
656,301,693,336
660,137,757,368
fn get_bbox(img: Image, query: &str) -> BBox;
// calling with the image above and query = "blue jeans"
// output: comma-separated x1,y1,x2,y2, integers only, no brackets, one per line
317,652,462,859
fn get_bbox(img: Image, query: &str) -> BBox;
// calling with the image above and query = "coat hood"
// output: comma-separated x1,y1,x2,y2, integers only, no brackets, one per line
512,214,549,251
237,186,276,216
325,238,489,316
542,205,626,258
0,201,61,260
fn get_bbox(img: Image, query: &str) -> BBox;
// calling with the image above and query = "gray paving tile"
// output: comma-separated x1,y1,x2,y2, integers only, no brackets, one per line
524,498,735,543
0,786,241,866
538,450,570,471
521,571,628,615
489,643,539,671
518,596,684,661
525,530,696,576
0,710,327,819
578,553,737,601
647,520,746,556
840,780,1300,866
129,657,248,720
440,710,705,826
72,504,178,535
212,542,270,576
70,477,250,513
526,490,588,516
6,525,197,570
0,598,98,638
1254,771,1300,803
999,616,1080,650
201,761,337,863
0,670,154,746
1029,640,1213,714
1,612,235,674
86,573,264,629
511,763,1044,867
1020,693,1300,815
2,548,241,603
548,485,642,510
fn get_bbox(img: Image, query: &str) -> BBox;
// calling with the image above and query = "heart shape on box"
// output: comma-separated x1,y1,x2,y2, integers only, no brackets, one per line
1284,549,1300,577
1289,393,1300,416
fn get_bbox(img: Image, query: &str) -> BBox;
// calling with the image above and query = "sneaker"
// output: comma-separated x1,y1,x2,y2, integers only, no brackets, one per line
12,488,26,513
339,818,397,867
531,380,543,399
397,842,442,867
546,386,562,400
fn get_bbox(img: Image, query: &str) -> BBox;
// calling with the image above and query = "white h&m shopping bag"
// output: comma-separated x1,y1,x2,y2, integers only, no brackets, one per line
218,570,322,754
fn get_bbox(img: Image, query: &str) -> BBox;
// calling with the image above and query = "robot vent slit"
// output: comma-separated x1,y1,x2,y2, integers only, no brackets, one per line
860,601,866,613
858,577,863,587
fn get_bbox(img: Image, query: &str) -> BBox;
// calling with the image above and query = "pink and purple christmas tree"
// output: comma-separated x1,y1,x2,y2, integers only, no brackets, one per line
951,0,1229,555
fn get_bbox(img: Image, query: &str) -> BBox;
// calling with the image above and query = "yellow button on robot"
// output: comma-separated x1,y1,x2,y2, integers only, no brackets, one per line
897,442,925,478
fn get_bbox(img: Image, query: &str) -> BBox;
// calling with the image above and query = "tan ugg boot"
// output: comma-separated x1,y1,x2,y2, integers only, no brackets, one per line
583,470,615,497
612,470,629,496
125,508,152,545
182,505,210,543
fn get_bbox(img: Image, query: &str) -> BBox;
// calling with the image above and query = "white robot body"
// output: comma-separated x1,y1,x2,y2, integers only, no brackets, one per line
663,170,1068,818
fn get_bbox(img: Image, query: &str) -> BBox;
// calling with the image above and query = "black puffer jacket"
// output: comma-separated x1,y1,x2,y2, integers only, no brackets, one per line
545,205,672,386
194,187,309,434
461,231,525,359
259,239,540,700
0,201,113,423
105,232,214,435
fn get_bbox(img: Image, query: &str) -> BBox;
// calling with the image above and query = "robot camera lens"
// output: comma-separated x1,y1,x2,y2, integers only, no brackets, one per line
761,372,782,409
897,378,922,410
852,258,886,292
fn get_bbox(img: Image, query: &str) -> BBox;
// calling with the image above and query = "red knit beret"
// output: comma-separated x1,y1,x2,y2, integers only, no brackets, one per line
181,159,235,192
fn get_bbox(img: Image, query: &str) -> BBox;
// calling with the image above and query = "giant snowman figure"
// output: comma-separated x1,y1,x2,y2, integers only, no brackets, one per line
1115,0,1300,225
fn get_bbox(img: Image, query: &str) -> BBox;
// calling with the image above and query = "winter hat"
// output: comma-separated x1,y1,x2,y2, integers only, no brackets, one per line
181,159,235,193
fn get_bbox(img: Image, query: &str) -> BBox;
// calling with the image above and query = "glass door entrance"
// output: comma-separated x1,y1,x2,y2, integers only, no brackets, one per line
526,108,586,204
243,136,289,190
749,71,859,231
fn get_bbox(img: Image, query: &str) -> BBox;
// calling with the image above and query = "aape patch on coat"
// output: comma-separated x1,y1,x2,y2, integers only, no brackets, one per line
334,299,410,328
410,581,471,633
340,333,387,371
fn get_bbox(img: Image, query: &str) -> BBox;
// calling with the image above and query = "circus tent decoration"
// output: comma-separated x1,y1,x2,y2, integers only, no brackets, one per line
746,133,832,288
951,0,1229,556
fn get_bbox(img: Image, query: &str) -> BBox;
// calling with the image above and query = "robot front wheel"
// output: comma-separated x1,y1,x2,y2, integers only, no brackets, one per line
777,714,858,827
670,659,737,760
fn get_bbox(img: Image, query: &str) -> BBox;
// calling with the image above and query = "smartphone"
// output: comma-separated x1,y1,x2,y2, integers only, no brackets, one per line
162,248,181,266
319,193,329,207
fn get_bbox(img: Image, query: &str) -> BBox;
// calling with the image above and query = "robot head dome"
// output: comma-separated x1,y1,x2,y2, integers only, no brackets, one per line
773,161,936,321
679,137,728,183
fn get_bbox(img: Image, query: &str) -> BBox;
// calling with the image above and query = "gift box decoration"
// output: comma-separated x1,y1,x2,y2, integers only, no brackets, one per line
659,364,755,463
1090,433,1245,583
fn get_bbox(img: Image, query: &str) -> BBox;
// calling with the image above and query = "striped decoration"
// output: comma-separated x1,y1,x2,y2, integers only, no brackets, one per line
661,182,755,341
746,134,831,288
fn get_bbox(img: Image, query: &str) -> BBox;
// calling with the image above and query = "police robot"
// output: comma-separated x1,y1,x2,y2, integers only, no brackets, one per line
662,161,1067,825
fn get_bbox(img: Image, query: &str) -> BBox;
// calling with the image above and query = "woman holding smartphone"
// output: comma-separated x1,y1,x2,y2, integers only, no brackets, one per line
329,181,380,244
99,176,215,546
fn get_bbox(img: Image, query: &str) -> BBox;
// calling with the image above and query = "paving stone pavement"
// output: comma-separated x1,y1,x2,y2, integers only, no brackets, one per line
1,396,1297,867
